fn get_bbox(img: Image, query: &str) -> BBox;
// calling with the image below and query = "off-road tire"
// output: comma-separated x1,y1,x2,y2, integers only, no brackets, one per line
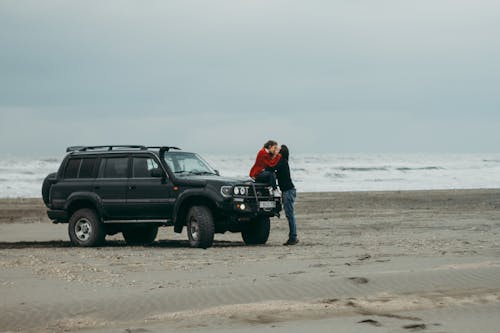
186,206,214,249
242,216,270,245
68,208,106,247
122,226,158,245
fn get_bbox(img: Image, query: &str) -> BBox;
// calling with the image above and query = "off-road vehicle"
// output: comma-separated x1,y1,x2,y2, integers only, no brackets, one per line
42,145,282,249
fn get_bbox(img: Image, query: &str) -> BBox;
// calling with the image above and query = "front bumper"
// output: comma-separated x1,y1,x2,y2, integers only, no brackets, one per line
221,195,282,217
215,195,281,233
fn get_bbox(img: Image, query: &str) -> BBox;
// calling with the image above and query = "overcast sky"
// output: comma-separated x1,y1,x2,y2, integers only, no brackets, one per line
1,0,499,155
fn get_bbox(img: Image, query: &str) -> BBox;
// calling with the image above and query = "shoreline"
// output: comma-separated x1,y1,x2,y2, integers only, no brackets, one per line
2,188,499,225
3,186,500,198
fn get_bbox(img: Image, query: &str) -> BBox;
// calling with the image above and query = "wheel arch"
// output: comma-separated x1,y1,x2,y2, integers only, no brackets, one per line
173,191,218,233
65,192,103,219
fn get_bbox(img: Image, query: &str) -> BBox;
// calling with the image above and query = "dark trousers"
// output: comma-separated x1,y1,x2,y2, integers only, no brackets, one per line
255,171,277,189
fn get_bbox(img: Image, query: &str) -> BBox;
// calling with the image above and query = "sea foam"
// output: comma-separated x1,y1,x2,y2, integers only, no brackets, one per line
1,153,500,198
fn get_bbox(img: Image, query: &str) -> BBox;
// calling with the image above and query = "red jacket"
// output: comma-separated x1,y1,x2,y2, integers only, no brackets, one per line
249,148,282,178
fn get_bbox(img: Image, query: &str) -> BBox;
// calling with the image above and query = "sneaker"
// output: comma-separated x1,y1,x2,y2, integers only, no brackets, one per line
283,238,299,246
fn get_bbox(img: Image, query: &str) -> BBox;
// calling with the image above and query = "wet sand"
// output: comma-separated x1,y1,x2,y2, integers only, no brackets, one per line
1,189,500,332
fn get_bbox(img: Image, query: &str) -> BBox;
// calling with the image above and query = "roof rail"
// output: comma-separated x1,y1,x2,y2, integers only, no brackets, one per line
66,145,182,153
66,145,147,153
66,146,86,152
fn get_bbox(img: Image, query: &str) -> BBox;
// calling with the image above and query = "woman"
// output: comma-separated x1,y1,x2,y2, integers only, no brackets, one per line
268,144,298,245
249,140,281,190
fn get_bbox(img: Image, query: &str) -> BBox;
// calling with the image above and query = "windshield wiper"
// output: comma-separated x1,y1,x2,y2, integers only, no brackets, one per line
191,171,217,176
174,170,216,176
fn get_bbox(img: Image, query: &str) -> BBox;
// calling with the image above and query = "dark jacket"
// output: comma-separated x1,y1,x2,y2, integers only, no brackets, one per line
267,157,295,192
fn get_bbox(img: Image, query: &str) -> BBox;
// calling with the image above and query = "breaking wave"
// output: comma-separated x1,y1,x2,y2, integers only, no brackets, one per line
1,153,500,197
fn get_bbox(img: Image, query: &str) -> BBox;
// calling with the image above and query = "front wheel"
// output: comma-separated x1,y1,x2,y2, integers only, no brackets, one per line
122,225,158,245
68,208,106,247
242,216,270,245
186,206,214,249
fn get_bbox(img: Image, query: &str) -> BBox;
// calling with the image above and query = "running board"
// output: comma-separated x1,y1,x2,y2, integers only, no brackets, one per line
103,219,173,226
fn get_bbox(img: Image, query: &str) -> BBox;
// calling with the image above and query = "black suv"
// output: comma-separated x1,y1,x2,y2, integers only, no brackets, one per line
42,145,282,249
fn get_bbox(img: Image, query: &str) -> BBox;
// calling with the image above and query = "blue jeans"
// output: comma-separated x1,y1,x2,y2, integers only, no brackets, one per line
283,188,297,240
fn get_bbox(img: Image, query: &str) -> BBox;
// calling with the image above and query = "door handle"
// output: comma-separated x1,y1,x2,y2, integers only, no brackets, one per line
128,185,136,190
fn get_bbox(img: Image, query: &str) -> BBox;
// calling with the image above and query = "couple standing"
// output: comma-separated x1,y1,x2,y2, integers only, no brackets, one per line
249,140,298,246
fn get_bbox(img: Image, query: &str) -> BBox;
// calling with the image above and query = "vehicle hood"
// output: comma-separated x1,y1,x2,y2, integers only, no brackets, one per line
173,175,251,187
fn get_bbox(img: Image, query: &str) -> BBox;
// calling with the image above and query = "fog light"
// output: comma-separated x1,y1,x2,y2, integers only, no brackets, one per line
240,204,246,210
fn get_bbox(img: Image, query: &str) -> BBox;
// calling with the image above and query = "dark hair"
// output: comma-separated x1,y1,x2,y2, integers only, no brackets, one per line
280,144,290,160
263,140,278,149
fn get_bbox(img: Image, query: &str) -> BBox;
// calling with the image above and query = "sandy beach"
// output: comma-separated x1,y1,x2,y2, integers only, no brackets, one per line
1,189,500,333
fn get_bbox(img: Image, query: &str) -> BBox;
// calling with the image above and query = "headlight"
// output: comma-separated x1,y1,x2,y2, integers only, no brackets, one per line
232,186,249,196
221,186,232,197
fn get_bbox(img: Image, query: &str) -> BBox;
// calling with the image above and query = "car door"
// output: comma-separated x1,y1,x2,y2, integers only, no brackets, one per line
126,155,175,219
93,155,130,219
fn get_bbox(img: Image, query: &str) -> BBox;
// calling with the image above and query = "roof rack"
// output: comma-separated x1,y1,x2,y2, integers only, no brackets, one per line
66,145,181,153
66,145,147,153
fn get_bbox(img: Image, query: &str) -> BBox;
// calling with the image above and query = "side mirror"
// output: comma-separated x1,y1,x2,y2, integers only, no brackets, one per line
214,170,220,176
150,168,165,178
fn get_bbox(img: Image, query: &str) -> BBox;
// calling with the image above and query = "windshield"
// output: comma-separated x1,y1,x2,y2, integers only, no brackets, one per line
163,152,217,176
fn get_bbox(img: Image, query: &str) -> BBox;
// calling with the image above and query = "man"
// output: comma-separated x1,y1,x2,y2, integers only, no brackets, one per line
267,144,298,245
249,140,281,190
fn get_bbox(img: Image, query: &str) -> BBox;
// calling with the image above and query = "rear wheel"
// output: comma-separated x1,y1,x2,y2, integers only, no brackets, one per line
186,206,214,249
242,216,270,245
122,225,158,245
68,208,106,247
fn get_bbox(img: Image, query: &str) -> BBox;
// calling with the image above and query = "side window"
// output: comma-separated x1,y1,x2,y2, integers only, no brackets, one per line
99,157,129,178
132,157,160,178
64,158,81,179
79,158,97,178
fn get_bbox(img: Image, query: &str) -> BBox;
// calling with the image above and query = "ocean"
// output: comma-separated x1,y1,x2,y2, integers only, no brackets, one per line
1,153,500,198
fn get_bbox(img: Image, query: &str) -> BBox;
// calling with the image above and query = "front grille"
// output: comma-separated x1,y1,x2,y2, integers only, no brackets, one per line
246,185,271,198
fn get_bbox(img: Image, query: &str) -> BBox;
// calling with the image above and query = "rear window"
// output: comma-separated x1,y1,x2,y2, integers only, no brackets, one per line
63,158,97,179
99,157,129,178
64,159,81,179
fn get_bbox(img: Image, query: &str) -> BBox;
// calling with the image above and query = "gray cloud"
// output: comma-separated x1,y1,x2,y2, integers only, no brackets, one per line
1,0,499,155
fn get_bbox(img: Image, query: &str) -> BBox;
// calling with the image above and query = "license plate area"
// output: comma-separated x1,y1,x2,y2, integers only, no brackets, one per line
259,201,276,209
